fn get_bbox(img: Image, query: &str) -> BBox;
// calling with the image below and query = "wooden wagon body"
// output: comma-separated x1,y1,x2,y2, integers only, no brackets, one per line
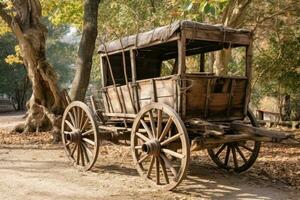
61,21,298,191
98,20,252,122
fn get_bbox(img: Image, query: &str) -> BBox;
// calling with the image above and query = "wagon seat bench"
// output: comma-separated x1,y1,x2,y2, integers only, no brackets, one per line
61,20,299,191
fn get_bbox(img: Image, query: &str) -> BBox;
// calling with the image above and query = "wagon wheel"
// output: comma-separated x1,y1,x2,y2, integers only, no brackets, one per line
131,103,190,191
61,101,100,171
207,110,261,173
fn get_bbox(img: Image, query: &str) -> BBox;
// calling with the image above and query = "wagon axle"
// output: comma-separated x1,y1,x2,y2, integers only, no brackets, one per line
65,130,82,143
141,140,161,156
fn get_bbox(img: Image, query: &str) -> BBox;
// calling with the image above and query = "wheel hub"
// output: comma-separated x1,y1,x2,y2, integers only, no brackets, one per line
66,129,81,143
142,140,161,156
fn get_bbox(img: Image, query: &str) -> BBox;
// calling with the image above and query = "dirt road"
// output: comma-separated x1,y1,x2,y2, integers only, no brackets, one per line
0,144,298,200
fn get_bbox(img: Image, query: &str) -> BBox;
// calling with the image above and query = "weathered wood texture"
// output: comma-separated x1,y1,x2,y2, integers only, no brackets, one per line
103,75,178,115
231,121,295,140
184,74,247,121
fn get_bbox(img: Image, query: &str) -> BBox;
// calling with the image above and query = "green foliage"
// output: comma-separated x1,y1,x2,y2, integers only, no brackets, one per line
41,0,83,28
0,33,27,98
253,30,300,117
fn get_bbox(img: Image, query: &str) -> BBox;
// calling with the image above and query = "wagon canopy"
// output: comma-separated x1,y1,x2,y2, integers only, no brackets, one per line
98,20,252,54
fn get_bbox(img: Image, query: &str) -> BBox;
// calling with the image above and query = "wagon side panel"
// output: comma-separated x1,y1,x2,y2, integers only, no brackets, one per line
185,75,247,121
137,76,177,110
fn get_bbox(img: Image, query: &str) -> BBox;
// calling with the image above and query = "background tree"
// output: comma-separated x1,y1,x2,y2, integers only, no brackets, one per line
0,0,64,134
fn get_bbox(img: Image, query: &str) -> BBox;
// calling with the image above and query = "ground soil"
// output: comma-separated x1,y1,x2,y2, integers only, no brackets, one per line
0,112,299,200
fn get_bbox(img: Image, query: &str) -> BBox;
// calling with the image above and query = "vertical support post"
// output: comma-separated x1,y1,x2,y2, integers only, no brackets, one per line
177,31,186,117
177,32,186,75
100,55,107,88
99,55,110,113
244,35,253,116
200,53,205,72
120,40,136,114
130,49,140,111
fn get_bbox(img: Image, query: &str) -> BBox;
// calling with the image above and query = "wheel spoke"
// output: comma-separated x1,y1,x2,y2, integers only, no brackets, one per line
159,156,169,184
160,154,177,178
147,156,155,178
239,144,254,152
65,141,72,147
65,120,76,132
148,111,157,138
82,129,94,136
136,132,150,142
82,138,95,146
160,132,182,146
156,109,162,139
138,154,150,164
140,119,154,139
79,109,85,130
232,146,238,169
224,145,231,166
72,107,78,128
159,117,173,142
81,143,90,164
80,143,85,166
215,144,226,157
76,107,81,128
82,142,93,158
71,143,77,157
156,157,160,185
81,117,89,131
67,112,76,129
161,148,184,159
76,143,80,165
235,145,247,163
135,145,142,149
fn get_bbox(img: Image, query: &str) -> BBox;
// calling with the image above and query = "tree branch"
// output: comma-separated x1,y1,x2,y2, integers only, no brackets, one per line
0,3,12,27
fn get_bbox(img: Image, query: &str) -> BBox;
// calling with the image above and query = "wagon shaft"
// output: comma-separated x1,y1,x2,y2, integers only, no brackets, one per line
230,121,300,144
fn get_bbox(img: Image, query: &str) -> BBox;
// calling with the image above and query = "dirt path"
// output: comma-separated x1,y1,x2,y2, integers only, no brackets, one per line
0,111,25,131
0,144,298,200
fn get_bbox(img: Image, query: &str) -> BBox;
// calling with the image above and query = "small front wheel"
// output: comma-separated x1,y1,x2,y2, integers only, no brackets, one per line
61,101,100,171
131,103,190,191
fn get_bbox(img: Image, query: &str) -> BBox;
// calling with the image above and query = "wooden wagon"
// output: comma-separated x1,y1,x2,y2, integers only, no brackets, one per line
61,21,298,190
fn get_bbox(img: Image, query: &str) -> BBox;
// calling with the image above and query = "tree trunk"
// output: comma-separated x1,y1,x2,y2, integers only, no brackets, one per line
0,1,64,137
213,0,252,75
69,0,100,101
281,94,291,121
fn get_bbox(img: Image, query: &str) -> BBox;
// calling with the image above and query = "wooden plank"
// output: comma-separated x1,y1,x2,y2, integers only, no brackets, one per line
230,121,295,140
204,78,212,118
227,79,236,116
130,49,140,111
103,112,136,118
178,31,186,117
101,90,110,113
244,36,253,115
177,31,186,75
184,28,251,45
90,95,98,114
151,79,157,102
118,87,127,113
105,91,114,113
100,55,107,87
200,53,205,72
